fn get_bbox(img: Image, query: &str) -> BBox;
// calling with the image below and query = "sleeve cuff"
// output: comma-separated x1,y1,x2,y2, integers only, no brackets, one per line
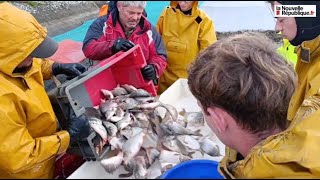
54,131,70,154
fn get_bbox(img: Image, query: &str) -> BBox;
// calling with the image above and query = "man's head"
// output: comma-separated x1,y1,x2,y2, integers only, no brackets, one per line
188,32,297,151
117,1,146,32
15,35,58,73
0,3,58,75
269,1,320,46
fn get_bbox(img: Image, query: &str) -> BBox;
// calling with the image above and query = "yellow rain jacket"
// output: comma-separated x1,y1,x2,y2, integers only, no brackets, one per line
219,90,320,178
157,1,217,94
287,35,320,121
0,3,70,178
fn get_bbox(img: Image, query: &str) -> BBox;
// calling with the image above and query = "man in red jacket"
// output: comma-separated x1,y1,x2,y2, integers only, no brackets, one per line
83,1,167,85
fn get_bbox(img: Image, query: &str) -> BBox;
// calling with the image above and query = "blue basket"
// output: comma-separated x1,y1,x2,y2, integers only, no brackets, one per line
160,159,224,179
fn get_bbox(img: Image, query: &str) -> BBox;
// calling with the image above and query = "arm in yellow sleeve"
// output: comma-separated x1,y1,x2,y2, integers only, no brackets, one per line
198,17,217,52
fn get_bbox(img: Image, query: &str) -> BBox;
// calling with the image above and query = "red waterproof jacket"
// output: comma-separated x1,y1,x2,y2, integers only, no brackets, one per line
83,12,167,78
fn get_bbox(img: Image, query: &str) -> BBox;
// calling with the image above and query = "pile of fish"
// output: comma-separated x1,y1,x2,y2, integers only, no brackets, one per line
83,84,222,179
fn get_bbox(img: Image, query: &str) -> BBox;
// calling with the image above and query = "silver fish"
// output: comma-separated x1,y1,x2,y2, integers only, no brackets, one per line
111,86,128,96
109,115,124,123
162,136,182,153
119,159,135,178
120,126,143,140
100,151,124,173
115,107,125,117
115,111,132,130
125,98,140,108
161,110,173,124
199,138,221,156
161,120,201,136
113,95,128,103
100,89,114,99
88,117,108,143
162,150,191,163
129,89,151,98
108,107,125,122
159,150,191,171
159,103,178,121
186,112,204,128
122,131,146,165
147,159,162,179
100,100,118,114
109,136,126,150
117,98,139,110
176,135,201,150
131,118,147,128
142,130,159,150
84,107,102,119
147,111,164,136
121,84,137,93
93,134,104,155
102,121,118,137
133,112,150,128
137,101,160,109
145,148,160,167
135,96,155,103
176,114,187,127
105,108,117,120
135,112,149,122
134,156,148,179
161,136,189,156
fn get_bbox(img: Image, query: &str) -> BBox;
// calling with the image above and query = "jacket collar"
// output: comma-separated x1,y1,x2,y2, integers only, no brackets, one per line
296,35,320,63
107,11,150,34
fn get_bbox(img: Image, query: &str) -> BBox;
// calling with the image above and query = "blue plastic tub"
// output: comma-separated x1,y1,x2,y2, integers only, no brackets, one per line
160,160,224,179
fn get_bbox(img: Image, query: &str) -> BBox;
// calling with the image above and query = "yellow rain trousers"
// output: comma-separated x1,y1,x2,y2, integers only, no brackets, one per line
0,3,69,178
157,1,217,94
219,36,320,178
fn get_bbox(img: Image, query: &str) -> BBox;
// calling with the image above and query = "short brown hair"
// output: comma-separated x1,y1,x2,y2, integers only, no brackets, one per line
188,32,297,133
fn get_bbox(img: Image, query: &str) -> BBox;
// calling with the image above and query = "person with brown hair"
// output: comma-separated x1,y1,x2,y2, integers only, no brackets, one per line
188,32,320,178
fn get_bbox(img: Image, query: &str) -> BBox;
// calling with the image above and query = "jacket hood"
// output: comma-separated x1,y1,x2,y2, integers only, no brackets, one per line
170,1,199,15
0,3,48,76
277,1,320,46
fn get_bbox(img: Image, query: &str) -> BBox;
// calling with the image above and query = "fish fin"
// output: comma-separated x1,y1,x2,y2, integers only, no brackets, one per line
178,108,187,116
194,129,202,136
200,151,204,157
118,172,133,178
187,151,195,157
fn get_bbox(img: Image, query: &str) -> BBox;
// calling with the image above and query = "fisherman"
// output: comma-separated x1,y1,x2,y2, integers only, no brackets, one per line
0,3,91,178
83,1,167,88
156,1,217,94
269,1,320,123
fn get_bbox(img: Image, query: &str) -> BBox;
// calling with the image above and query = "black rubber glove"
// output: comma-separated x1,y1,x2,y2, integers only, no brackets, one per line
111,37,135,54
141,64,157,81
52,63,87,79
68,115,91,144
